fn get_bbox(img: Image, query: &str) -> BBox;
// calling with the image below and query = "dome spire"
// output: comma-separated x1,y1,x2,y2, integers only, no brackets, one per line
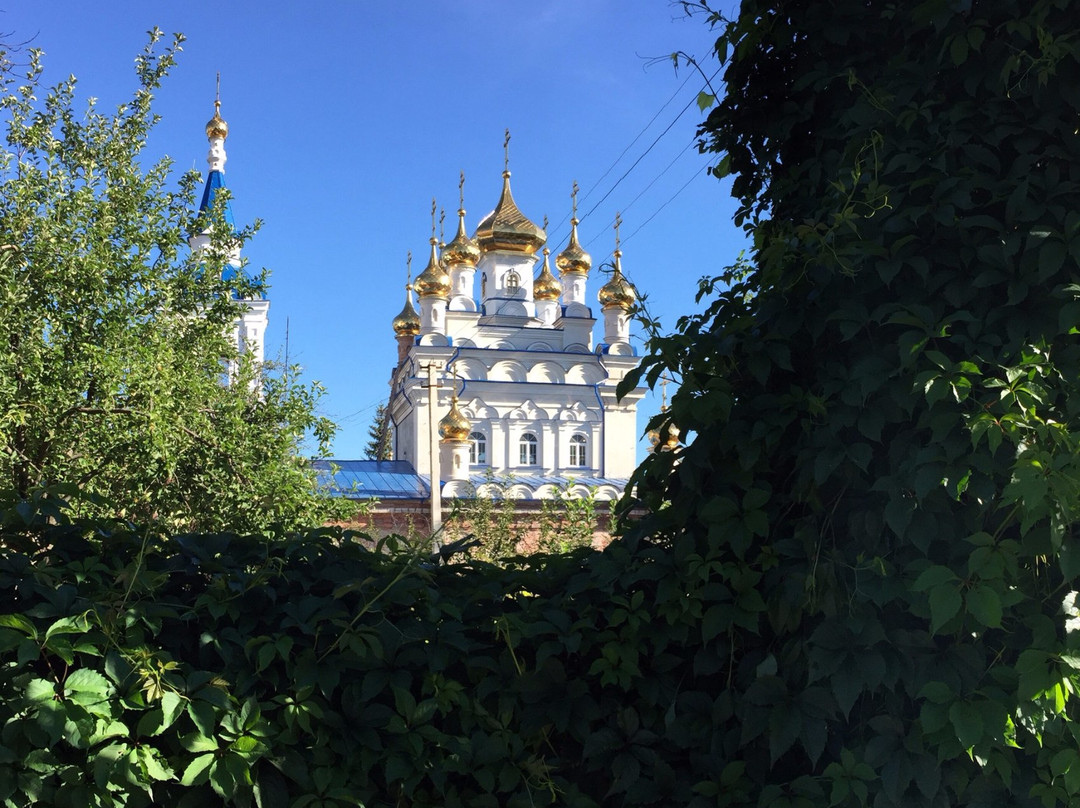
442,171,481,267
556,180,591,276
414,198,450,299
439,367,471,442
534,214,562,302
598,212,636,310
474,129,546,255
198,73,234,228
392,251,421,336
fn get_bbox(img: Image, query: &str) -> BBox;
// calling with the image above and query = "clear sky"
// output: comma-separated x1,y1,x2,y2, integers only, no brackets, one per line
9,1,746,462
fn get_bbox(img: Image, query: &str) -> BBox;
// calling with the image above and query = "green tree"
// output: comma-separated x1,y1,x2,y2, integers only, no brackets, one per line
0,33,347,532
364,402,393,461
622,0,1080,804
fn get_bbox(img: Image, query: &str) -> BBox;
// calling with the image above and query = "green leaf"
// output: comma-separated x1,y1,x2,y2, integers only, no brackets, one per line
965,584,1002,628
181,753,214,787
929,583,962,634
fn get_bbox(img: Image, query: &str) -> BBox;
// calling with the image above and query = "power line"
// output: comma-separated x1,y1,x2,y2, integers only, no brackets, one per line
570,69,697,214
548,66,721,255
577,67,719,224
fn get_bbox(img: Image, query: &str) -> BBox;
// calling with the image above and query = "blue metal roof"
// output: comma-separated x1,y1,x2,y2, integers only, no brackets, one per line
313,459,430,499
312,459,626,500
199,170,235,228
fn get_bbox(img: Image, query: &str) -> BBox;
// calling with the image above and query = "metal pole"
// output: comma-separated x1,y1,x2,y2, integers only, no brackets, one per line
424,361,443,548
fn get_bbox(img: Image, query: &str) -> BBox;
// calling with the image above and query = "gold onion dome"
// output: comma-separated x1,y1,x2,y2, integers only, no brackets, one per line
556,217,592,276
392,288,420,336
443,208,481,267
205,99,229,140
439,397,471,442
662,422,681,452
598,251,636,310
414,237,450,298
474,171,546,255
534,247,562,301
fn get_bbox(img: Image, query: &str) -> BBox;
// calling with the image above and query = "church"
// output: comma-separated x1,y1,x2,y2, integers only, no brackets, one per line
190,100,645,527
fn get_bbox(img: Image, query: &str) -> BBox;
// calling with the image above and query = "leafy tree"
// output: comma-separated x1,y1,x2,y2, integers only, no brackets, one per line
364,402,393,461
0,33,348,532
622,0,1080,804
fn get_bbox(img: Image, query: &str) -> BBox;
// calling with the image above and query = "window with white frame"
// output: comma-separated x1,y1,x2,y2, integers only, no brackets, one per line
519,432,538,466
506,271,520,293
569,434,587,467
469,432,487,465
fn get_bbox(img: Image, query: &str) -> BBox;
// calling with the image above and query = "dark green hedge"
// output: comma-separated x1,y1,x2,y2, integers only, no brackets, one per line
0,496,746,808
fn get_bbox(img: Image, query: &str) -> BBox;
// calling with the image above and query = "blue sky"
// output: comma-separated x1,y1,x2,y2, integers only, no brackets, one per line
10,1,746,461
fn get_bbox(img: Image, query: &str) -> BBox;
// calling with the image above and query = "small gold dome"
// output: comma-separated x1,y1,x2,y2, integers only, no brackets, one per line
439,397,471,442
475,172,546,255
205,99,229,140
392,285,421,336
661,423,681,452
556,217,592,276
533,248,562,301
598,251,636,310
414,237,450,298
442,208,481,267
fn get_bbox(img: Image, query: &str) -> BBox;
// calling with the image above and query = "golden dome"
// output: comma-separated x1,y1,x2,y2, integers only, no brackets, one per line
661,422,681,452
414,237,450,298
534,247,562,301
438,396,471,442
392,288,420,336
474,171,546,255
556,216,591,276
205,99,228,140
598,251,636,310
443,208,481,267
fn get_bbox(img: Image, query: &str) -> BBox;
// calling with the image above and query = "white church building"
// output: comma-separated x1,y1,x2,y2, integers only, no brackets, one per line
188,99,645,507
377,162,645,504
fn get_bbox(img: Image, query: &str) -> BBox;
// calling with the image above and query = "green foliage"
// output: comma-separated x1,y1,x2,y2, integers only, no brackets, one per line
618,0,1080,804
0,495,758,807
0,33,348,532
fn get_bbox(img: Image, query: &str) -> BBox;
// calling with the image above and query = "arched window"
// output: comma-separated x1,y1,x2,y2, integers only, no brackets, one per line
506,271,520,293
519,432,538,466
569,434,587,467
469,432,487,465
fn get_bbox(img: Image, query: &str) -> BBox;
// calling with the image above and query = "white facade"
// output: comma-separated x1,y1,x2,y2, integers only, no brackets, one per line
389,171,644,500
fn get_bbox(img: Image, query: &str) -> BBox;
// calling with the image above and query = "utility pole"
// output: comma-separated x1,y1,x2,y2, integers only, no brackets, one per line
422,360,444,550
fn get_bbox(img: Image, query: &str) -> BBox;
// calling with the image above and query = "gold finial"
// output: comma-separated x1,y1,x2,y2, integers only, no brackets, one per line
392,251,421,336
439,364,471,442
416,201,451,298
503,128,511,176
443,171,481,267
205,72,229,140
533,218,562,302
556,182,592,276
598,213,635,311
